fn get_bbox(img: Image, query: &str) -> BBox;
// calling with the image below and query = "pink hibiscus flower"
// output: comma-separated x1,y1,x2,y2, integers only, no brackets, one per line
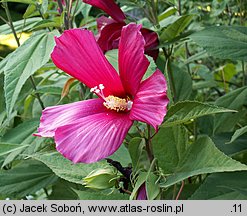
34,23,168,164
83,0,159,60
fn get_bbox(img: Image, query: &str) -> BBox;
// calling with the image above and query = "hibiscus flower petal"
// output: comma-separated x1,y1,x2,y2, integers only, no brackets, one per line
51,29,125,97
130,69,169,131
119,23,150,96
137,184,147,200
83,0,126,23
54,112,133,163
141,28,159,60
97,16,116,32
97,22,124,52
34,98,105,137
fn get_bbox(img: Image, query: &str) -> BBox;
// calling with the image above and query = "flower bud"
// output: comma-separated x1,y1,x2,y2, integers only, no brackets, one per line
83,167,117,190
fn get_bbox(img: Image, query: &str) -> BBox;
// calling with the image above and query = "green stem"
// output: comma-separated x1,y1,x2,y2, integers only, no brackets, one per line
3,2,45,110
79,83,85,100
29,76,45,110
67,0,73,28
136,125,144,137
57,0,64,13
38,9,52,32
68,0,72,19
64,0,73,29
146,124,154,163
178,0,182,15
185,42,192,76
3,2,20,47
43,188,49,197
38,9,45,19
71,0,80,25
63,0,69,29
221,68,227,93
168,60,176,102
0,14,9,24
151,0,159,26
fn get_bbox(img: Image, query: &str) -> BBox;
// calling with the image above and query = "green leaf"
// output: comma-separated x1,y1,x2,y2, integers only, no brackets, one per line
73,1,92,18
4,30,59,117
108,144,131,167
146,172,160,200
172,64,192,102
31,19,61,30
0,119,39,144
75,189,128,200
48,180,79,200
214,86,247,133
159,15,180,29
130,172,147,200
214,63,237,91
36,86,62,95
0,143,28,157
153,126,188,173
40,0,48,14
193,80,217,90
159,30,194,47
128,137,145,170
228,126,247,144
192,64,213,81
0,119,40,167
160,15,194,42
0,160,58,198
142,55,156,80
0,112,17,138
158,7,177,21
23,4,37,18
190,26,247,61
162,101,235,127
1,0,36,4
160,136,247,188
0,18,42,34
213,133,247,156
105,49,118,72
190,171,247,200
184,50,208,64
0,53,13,75
31,151,105,184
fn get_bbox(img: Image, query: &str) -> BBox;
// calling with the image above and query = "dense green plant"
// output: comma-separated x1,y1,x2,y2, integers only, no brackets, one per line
0,0,246,200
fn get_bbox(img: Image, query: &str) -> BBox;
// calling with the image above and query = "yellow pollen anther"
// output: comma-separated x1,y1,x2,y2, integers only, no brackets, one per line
103,95,133,112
